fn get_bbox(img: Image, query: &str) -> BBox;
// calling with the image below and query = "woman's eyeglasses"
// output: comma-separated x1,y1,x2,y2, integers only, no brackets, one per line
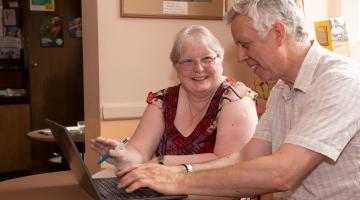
177,55,219,71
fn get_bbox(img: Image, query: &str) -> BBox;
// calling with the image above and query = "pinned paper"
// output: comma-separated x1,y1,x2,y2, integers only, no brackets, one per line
163,1,188,15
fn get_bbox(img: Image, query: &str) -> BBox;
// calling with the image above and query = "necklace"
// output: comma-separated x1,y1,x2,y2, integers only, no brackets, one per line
186,92,212,120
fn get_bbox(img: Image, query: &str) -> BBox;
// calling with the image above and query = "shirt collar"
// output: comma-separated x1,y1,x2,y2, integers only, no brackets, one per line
292,41,324,93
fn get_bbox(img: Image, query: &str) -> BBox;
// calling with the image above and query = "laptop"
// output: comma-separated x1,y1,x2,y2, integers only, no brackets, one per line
46,119,187,200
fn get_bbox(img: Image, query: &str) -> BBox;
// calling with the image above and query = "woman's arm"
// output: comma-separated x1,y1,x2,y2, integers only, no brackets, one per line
91,104,165,166
213,96,258,155
122,104,165,163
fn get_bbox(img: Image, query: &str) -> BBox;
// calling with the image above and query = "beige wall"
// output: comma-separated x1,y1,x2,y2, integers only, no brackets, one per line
97,0,252,123
83,0,354,173
83,0,253,173
82,0,101,173
304,0,360,61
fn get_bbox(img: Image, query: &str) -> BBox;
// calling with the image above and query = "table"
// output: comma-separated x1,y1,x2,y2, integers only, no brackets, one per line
0,171,93,200
27,128,85,144
27,129,85,171
0,171,233,200
27,128,85,153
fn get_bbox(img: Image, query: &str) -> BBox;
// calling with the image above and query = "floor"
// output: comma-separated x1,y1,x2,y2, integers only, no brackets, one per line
0,170,32,182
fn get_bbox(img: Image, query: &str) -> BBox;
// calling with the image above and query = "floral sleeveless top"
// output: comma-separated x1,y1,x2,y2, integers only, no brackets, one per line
146,77,257,156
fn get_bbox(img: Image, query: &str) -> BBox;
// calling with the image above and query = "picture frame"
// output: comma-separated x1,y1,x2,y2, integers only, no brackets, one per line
30,0,55,12
120,0,227,20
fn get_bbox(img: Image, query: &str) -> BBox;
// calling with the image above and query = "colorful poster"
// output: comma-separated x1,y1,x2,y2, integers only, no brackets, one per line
30,0,55,11
68,17,82,38
40,15,64,48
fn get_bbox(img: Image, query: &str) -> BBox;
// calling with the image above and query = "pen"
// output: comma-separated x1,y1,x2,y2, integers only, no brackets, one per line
97,138,129,165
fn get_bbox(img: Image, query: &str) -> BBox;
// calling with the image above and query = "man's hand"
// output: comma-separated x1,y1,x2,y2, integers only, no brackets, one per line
116,163,186,195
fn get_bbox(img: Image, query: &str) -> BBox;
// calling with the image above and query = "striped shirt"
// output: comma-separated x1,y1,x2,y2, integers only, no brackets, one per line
254,42,360,199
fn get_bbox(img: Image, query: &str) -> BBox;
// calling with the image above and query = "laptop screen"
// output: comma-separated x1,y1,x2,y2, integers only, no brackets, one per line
46,119,102,199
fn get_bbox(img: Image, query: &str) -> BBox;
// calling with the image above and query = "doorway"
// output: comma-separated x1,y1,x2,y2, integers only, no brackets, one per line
21,0,84,173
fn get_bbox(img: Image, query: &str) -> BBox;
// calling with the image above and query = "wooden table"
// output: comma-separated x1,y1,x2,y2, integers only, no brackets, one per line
27,128,85,152
0,171,233,200
0,171,93,200
26,129,85,172
27,128,84,143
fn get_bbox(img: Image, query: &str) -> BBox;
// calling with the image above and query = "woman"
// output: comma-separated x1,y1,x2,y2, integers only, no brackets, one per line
91,25,258,168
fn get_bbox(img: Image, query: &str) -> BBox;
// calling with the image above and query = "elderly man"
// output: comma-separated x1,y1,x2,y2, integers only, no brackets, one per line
116,0,360,199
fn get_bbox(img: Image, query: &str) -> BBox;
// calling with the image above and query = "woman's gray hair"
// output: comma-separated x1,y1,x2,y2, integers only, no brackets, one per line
170,25,224,66
226,0,308,42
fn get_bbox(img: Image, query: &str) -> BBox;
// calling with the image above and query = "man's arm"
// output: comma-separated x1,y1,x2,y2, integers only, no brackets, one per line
192,138,272,171
117,143,325,197
179,143,325,197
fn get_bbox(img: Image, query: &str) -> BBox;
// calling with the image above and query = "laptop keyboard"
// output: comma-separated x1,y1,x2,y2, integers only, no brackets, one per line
95,177,164,200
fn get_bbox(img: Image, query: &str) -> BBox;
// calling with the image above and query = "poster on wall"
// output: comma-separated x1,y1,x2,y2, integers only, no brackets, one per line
30,0,55,11
68,17,82,38
40,15,64,48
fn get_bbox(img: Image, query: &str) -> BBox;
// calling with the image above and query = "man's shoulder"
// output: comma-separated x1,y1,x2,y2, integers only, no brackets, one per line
316,53,360,83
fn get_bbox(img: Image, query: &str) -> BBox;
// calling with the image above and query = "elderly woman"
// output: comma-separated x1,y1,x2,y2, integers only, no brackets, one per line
91,25,258,168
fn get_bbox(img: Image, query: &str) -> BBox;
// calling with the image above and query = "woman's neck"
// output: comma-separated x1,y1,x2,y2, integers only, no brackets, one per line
182,85,217,120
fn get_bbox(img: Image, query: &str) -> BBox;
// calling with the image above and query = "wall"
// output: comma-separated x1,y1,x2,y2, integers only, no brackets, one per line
97,0,251,124
303,0,360,61
303,0,331,40
82,0,101,172
339,0,360,61
83,0,253,173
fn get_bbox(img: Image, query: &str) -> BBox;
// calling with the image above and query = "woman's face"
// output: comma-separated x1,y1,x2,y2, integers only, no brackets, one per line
176,39,223,95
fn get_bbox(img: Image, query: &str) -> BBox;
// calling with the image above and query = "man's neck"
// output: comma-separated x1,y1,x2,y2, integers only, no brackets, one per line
282,40,312,88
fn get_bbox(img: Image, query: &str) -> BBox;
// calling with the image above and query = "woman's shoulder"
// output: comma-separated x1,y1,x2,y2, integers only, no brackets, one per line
146,84,181,106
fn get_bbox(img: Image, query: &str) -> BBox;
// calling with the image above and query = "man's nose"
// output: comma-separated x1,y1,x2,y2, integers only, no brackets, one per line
237,46,249,62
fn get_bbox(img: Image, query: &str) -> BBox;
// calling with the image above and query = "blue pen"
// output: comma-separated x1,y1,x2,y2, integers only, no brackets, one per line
97,138,129,165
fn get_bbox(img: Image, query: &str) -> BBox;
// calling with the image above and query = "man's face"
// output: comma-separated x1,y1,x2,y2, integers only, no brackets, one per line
231,15,282,82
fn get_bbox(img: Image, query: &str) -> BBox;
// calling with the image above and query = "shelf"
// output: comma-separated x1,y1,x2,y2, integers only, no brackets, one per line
0,67,27,72
0,96,28,105
0,58,23,67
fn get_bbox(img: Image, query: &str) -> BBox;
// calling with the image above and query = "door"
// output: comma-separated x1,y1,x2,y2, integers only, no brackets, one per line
23,0,83,130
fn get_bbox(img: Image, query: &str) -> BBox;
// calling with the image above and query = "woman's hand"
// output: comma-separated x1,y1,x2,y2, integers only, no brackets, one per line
91,136,119,155
90,137,129,168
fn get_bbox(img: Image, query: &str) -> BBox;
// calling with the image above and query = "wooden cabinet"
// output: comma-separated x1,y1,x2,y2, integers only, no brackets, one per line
0,104,30,172
0,67,28,105
0,0,30,172
0,59,30,173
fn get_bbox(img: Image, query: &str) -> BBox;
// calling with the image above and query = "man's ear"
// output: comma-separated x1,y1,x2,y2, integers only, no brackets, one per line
273,21,286,46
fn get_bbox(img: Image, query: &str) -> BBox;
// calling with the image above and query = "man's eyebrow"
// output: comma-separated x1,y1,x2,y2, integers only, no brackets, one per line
234,40,251,45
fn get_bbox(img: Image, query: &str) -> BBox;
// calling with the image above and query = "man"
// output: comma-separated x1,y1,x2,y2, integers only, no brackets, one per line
116,0,360,199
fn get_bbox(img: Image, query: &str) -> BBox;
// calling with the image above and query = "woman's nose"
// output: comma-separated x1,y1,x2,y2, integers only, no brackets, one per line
193,60,205,71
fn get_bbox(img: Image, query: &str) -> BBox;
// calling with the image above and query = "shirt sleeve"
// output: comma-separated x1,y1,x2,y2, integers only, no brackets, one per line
219,80,257,110
252,82,282,142
146,89,165,110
